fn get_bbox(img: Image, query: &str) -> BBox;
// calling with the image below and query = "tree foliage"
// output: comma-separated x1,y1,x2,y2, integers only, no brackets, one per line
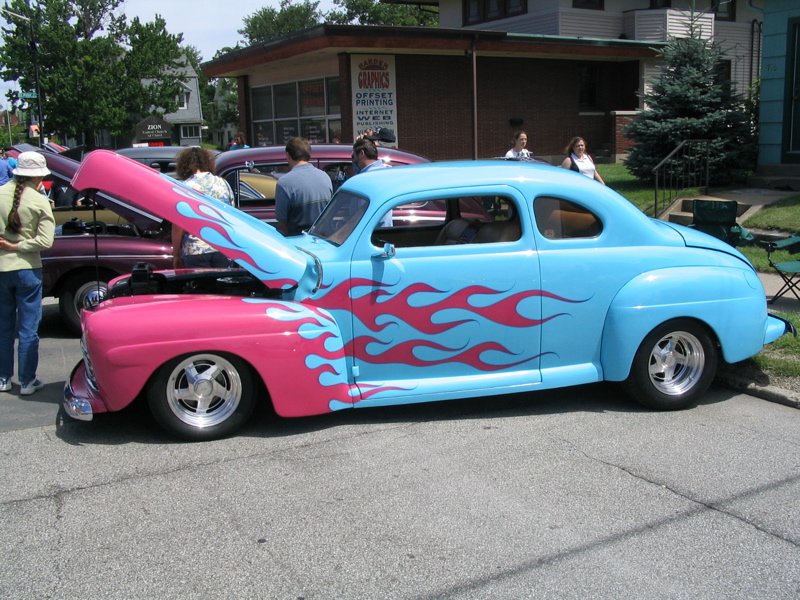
326,0,438,27
239,0,438,44
239,0,324,45
0,0,186,148
624,16,756,185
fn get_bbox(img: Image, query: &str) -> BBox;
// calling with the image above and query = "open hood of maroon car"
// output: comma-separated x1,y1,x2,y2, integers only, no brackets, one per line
72,150,316,295
11,143,163,231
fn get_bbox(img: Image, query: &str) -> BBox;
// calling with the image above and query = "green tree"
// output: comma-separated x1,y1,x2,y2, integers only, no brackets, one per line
326,0,438,27
0,0,186,148
239,0,323,45
624,16,756,185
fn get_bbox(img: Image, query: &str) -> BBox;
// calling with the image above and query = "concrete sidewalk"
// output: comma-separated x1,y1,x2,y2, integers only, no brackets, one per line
759,271,800,313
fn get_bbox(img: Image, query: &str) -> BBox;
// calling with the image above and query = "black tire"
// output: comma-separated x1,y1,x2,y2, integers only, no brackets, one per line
622,319,718,411
147,352,256,441
59,272,110,335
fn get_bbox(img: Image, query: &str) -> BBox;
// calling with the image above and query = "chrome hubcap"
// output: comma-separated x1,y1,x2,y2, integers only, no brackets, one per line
647,331,705,396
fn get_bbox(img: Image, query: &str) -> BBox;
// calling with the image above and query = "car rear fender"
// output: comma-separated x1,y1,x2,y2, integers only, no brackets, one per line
83,296,355,417
601,266,768,381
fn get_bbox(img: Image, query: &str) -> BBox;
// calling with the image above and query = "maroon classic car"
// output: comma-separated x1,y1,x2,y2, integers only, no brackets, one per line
214,144,431,223
8,146,172,333
16,144,430,334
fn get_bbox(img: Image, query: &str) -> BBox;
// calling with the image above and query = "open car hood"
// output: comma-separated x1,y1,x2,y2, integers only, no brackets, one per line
72,150,317,295
11,143,163,231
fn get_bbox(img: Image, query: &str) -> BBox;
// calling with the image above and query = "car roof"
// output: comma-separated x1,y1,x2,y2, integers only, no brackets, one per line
115,146,221,160
215,143,429,171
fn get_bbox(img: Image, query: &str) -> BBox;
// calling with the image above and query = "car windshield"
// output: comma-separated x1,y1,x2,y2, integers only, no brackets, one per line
309,191,369,245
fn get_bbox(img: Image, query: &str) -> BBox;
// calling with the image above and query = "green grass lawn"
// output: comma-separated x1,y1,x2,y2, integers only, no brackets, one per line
742,194,800,231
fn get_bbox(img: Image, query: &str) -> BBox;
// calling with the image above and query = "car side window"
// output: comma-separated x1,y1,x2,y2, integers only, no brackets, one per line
534,197,602,239
373,196,521,248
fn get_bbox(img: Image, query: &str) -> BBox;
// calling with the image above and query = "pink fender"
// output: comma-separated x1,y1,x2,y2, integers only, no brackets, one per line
82,295,355,417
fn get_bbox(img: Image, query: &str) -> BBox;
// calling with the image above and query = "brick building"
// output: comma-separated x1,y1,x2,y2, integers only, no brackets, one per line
201,0,763,164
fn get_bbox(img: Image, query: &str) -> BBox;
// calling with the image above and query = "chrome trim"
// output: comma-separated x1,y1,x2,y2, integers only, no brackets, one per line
42,253,171,262
63,362,93,421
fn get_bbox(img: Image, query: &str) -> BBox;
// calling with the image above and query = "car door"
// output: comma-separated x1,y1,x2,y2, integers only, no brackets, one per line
346,186,543,408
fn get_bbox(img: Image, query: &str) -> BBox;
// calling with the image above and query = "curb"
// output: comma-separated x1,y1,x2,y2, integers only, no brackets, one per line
715,373,800,409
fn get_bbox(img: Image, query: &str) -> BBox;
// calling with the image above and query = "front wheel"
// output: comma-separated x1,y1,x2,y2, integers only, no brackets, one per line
147,352,256,441
59,272,110,335
622,319,717,411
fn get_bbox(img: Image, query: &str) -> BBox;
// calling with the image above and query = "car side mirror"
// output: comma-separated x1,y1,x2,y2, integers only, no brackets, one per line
375,242,396,258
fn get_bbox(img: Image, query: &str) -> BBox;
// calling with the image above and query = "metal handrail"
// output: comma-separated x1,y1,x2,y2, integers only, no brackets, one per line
652,139,710,217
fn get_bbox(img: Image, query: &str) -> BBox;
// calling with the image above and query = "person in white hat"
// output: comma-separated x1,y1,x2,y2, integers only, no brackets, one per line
0,151,55,395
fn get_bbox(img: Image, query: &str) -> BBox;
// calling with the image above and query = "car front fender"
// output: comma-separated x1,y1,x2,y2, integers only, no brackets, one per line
82,295,354,417
601,266,767,381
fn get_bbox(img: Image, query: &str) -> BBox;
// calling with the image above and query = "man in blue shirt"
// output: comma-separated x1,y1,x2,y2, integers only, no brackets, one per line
275,137,332,236
352,138,392,227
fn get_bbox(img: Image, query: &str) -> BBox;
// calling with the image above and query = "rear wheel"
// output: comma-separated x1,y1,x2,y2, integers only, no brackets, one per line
147,352,256,441
59,272,110,335
622,319,717,410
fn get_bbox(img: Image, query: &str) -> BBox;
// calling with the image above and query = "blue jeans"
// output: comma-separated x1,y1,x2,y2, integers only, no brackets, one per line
0,268,43,385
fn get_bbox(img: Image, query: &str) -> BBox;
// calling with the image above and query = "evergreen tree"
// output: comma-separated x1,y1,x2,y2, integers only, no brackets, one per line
0,0,185,148
624,15,756,185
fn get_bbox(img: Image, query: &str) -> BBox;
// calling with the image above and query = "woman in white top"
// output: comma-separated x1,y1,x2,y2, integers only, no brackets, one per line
505,131,531,159
560,137,605,184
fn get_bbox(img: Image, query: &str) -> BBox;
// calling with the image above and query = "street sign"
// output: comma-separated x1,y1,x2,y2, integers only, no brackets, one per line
19,92,37,99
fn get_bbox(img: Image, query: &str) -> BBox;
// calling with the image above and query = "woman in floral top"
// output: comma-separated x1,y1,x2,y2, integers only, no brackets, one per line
172,147,235,268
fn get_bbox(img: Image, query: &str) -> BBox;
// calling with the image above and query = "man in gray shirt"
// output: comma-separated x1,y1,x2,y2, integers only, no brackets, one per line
275,137,333,236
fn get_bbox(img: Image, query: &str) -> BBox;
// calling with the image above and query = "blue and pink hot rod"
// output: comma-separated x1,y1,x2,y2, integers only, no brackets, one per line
64,150,792,440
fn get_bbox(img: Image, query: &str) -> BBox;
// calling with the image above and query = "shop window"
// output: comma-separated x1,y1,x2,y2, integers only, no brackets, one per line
578,65,600,110
300,79,326,117
252,77,341,143
274,83,298,119
463,0,527,25
326,78,340,114
252,87,273,120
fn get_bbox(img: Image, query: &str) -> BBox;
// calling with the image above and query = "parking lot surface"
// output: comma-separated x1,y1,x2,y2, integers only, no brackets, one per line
1,301,799,599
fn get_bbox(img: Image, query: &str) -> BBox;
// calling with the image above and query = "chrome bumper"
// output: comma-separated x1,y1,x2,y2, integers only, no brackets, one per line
63,361,93,421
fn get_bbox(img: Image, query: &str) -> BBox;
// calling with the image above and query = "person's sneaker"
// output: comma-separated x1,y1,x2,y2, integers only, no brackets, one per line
0,378,11,392
20,379,44,396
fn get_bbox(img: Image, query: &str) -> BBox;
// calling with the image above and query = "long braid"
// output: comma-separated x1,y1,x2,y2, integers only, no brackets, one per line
6,176,30,234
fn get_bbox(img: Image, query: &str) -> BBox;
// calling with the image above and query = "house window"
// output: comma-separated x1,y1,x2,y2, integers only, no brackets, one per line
463,0,527,25
649,0,671,7
714,0,735,21
177,91,189,110
182,125,200,139
573,0,603,9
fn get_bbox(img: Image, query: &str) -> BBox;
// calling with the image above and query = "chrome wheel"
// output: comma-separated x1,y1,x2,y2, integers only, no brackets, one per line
165,354,243,428
646,330,705,396
622,319,717,411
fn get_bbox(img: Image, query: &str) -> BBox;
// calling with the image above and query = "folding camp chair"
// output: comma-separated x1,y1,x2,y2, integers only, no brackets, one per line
757,234,800,303
688,199,753,246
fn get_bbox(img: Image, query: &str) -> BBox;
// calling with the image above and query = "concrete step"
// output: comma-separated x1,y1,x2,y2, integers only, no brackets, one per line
747,175,800,191
748,165,800,191
668,211,693,226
